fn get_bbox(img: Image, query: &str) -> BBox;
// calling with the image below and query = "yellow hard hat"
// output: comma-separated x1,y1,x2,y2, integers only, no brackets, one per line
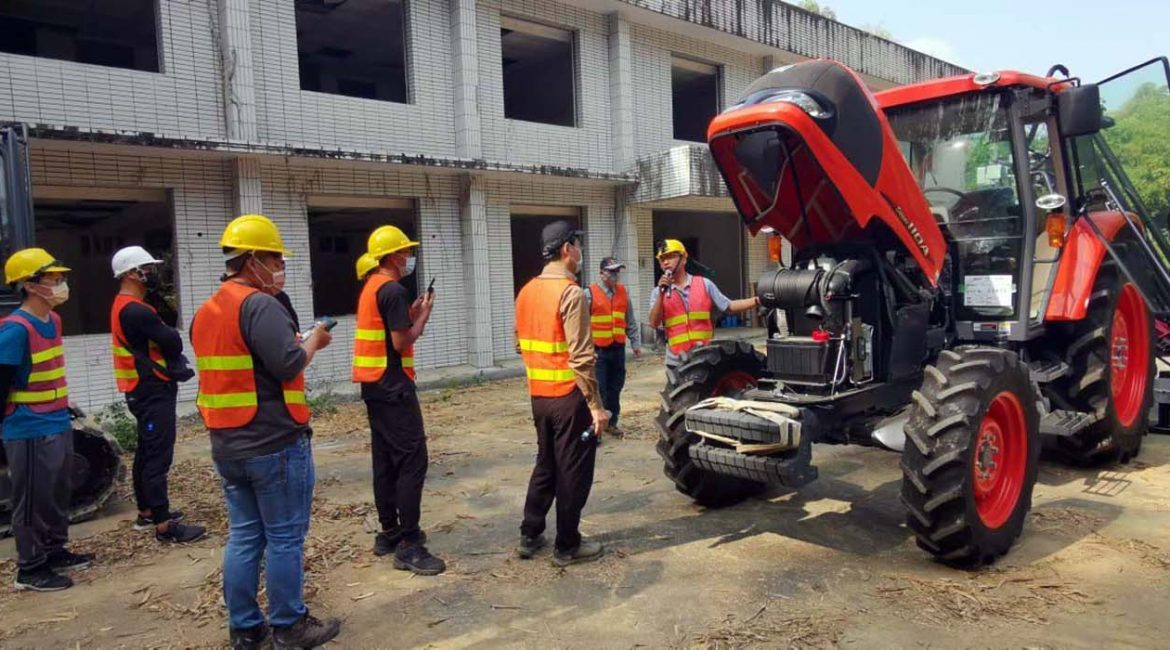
219,214,292,257
656,239,687,260
367,225,418,261
4,247,70,284
355,253,379,280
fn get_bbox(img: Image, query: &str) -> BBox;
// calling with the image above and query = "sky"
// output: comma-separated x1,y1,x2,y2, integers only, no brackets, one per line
821,0,1169,84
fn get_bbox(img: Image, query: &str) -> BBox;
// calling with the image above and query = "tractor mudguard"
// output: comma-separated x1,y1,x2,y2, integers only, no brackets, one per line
1045,211,1132,321
707,59,947,285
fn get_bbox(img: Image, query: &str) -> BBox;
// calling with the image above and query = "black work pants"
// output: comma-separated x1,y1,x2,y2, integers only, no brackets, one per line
126,382,178,524
520,389,597,553
595,344,627,426
366,390,428,544
4,430,72,570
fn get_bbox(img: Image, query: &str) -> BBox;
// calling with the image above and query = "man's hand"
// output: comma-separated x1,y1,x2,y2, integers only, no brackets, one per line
632,347,642,358
591,407,610,434
409,295,424,320
657,272,673,293
305,323,333,351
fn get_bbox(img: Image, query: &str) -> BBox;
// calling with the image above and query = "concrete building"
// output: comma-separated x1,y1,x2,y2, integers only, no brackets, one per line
0,0,964,409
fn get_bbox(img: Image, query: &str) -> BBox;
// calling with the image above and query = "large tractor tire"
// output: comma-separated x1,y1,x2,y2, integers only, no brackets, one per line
0,413,124,537
1052,264,1154,464
656,339,767,507
901,347,1040,566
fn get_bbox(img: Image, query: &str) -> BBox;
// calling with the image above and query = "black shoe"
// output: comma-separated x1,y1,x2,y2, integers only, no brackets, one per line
393,542,447,576
273,612,341,649
156,521,207,544
373,527,427,556
14,566,73,592
46,549,94,572
135,509,184,531
552,539,604,567
229,622,271,650
516,534,546,559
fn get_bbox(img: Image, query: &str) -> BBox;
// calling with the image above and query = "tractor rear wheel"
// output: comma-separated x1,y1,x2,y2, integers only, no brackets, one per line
901,347,1040,566
656,340,767,507
1052,265,1153,464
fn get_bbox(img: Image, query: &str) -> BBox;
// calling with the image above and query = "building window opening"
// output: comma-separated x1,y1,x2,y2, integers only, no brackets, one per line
0,0,161,73
500,16,576,127
672,56,720,142
34,196,175,336
296,0,410,103
307,204,417,317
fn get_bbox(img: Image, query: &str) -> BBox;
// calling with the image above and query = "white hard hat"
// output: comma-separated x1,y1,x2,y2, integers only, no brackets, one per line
111,245,163,278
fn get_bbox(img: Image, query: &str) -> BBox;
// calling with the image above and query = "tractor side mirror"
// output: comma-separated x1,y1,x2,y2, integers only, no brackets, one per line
1057,84,1103,137
1035,193,1067,211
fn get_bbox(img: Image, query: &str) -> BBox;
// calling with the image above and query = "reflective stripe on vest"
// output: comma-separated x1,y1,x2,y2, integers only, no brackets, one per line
662,274,715,354
191,282,309,429
589,283,629,347
110,294,171,392
353,273,416,383
515,276,576,397
3,311,70,416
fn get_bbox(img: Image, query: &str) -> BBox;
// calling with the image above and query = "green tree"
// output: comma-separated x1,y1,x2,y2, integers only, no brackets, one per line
1102,81,1170,219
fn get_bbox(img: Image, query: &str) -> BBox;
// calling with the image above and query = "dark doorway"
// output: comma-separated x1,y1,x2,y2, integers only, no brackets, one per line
510,211,581,296
307,205,417,317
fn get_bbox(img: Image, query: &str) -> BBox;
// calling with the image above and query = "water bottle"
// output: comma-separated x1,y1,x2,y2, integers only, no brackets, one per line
580,425,594,442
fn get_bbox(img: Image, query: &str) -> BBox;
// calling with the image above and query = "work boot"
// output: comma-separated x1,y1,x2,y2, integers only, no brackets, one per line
14,565,73,592
393,540,447,576
607,424,626,438
373,527,426,556
229,622,271,650
516,534,547,559
135,509,184,531
156,521,208,544
273,612,341,649
46,548,94,572
552,539,604,567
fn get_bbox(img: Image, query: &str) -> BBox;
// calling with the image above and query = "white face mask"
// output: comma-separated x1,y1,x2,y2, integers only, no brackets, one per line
569,244,582,270
30,280,69,306
400,256,417,277
250,256,284,295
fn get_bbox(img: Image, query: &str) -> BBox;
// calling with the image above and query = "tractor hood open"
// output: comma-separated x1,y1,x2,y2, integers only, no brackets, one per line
707,60,946,285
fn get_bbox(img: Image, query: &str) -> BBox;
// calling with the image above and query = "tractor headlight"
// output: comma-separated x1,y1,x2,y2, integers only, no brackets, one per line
763,90,833,119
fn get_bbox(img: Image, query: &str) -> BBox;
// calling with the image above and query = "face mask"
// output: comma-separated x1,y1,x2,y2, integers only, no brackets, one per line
30,280,69,306
569,244,583,270
400,256,417,277
250,256,284,295
138,270,161,292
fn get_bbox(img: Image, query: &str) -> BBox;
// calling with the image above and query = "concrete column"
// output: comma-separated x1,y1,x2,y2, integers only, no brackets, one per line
218,0,258,141
451,0,483,159
614,186,642,317
232,157,263,215
460,175,494,368
608,13,635,172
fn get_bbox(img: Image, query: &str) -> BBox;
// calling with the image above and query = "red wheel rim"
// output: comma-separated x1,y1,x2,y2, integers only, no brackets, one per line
712,371,756,396
1110,283,1150,427
972,391,1028,529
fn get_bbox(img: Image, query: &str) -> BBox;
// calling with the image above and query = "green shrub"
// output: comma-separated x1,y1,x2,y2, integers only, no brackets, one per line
306,385,342,415
95,402,138,452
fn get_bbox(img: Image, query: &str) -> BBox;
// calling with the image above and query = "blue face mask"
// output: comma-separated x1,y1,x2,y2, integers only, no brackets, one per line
402,256,417,277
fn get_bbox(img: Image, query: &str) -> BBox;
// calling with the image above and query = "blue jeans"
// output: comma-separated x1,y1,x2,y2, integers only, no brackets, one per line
595,344,627,426
213,435,315,630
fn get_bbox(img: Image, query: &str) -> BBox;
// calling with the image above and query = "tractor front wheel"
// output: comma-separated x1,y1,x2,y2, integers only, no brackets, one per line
901,347,1040,566
656,340,767,507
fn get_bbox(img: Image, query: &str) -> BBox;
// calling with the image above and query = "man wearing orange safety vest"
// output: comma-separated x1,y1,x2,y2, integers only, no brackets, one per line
353,225,445,576
190,215,340,649
586,256,640,437
109,245,204,545
649,239,760,367
514,220,608,567
0,248,92,592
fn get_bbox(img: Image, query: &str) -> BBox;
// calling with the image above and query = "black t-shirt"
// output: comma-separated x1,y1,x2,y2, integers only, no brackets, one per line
360,280,415,402
118,301,185,394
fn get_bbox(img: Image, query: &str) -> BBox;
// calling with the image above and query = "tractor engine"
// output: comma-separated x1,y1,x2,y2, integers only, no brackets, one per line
756,247,932,395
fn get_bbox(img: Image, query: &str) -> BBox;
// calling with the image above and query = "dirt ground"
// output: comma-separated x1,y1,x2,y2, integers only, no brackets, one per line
3,352,1170,649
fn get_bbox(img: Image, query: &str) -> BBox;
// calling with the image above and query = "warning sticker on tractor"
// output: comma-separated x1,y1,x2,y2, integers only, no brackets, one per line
964,275,1015,307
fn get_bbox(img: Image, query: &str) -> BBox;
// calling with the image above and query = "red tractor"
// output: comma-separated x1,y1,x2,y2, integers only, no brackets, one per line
657,57,1170,565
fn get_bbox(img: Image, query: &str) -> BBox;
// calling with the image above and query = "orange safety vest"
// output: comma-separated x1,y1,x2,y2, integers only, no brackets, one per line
191,282,309,429
515,276,577,398
110,294,170,393
662,274,714,354
2,311,69,416
352,272,415,383
590,283,629,347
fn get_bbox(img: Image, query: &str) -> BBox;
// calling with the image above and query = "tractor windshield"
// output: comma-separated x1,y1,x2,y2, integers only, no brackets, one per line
886,92,1026,318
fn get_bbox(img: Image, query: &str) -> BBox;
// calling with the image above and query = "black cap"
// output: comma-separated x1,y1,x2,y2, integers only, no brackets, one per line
599,256,625,271
541,220,585,259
